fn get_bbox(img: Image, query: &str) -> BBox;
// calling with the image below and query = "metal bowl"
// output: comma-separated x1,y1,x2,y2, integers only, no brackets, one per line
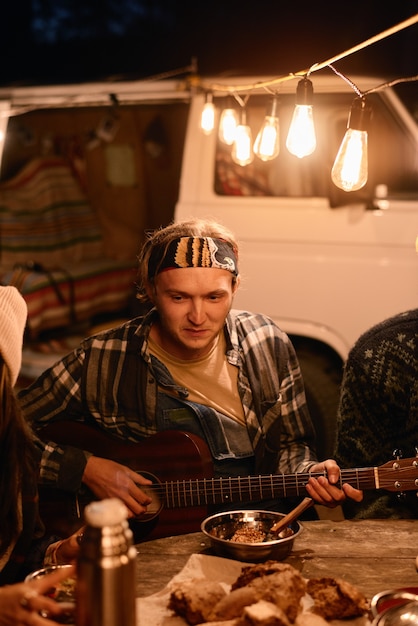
201,510,303,562
25,564,74,595
25,565,76,624
371,589,418,626
25,565,75,603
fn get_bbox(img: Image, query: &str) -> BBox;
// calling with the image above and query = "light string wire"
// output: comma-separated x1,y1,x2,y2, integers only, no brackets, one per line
196,12,418,95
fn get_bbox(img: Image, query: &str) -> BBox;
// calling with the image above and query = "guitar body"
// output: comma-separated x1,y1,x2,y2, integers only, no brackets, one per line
38,423,214,542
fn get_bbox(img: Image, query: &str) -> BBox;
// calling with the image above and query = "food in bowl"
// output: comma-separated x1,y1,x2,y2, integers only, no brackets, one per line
201,510,302,562
25,565,76,624
26,564,75,600
230,526,268,543
50,575,76,603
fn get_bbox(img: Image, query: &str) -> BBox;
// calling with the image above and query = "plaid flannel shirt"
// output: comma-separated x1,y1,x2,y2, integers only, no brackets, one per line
20,308,318,492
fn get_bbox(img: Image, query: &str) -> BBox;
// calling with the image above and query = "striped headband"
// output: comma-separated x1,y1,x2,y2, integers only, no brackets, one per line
148,236,239,279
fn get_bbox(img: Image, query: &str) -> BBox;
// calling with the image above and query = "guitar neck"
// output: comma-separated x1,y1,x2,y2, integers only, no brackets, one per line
159,467,380,509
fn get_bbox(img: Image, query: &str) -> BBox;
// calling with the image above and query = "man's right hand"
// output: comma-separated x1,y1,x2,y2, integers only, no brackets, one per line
82,456,153,517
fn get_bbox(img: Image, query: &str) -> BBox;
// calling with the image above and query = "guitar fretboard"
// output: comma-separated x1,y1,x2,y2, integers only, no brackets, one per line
153,465,415,509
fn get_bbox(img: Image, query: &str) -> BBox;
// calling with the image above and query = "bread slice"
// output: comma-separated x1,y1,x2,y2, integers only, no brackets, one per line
168,578,227,625
306,577,369,619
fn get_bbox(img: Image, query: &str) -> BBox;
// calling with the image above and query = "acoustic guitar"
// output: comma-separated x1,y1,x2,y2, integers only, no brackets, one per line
37,422,418,542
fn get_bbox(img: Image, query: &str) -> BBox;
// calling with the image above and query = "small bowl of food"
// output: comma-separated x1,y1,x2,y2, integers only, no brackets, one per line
201,510,303,562
25,564,76,624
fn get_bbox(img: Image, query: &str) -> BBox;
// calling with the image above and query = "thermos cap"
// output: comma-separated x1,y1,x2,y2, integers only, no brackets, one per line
84,497,129,527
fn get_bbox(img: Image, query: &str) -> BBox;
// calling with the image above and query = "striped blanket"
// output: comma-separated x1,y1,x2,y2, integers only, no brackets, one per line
2,260,136,339
0,156,103,268
0,157,135,338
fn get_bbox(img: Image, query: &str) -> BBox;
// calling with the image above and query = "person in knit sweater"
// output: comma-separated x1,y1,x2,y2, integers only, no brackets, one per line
334,308,418,519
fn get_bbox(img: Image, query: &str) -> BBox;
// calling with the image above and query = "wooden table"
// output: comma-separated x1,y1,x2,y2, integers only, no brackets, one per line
135,519,418,600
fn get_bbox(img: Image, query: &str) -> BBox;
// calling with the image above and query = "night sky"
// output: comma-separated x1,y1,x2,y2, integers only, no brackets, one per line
1,1,417,86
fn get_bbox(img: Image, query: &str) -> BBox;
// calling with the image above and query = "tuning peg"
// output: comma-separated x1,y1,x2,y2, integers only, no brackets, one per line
392,449,403,460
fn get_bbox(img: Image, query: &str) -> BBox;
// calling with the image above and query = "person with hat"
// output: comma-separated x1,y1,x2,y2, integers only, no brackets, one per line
19,218,363,528
0,286,80,625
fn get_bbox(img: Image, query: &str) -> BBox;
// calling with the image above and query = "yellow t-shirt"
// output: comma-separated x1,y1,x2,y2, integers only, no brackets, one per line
148,332,245,426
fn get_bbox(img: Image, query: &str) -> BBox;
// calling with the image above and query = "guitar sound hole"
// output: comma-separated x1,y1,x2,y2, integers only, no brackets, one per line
133,471,162,521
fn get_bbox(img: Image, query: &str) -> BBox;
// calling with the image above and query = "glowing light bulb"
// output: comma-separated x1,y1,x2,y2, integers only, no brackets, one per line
218,96,239,145
254,96,280,161
286,106,316,158
286,77,316,158
200,93,215,135
331,98,371,192
232,110,254,166
331,129,368,191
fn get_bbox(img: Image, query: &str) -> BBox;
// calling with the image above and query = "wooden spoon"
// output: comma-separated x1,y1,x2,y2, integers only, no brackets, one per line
270,497,314,536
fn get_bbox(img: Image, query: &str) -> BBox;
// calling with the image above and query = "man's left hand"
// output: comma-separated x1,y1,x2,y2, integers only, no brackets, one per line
305,460,363,507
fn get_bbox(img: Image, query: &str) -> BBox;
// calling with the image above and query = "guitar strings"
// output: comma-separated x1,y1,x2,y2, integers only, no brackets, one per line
144,466,416,508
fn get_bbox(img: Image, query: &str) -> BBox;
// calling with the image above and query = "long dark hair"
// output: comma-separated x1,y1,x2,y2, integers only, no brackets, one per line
0,361,37,555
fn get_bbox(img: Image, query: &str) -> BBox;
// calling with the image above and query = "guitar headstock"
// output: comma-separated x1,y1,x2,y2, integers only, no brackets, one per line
377,457,418,492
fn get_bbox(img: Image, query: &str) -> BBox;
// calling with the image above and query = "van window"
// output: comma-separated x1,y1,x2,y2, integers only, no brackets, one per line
214,92,418,205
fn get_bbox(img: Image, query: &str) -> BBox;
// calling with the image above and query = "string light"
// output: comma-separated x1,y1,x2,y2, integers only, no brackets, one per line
0,102,10,169
253,95,280,161
200,92,215,134
231,108,254,166
0,15,415,188
218,95,239,145
194,13,418,191
331,97,371,192
286,77,316,158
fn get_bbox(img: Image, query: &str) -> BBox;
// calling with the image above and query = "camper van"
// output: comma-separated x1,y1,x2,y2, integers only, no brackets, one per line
0,72,416,456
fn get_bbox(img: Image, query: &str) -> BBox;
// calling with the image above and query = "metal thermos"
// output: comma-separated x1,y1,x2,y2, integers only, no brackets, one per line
75,498,137,626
